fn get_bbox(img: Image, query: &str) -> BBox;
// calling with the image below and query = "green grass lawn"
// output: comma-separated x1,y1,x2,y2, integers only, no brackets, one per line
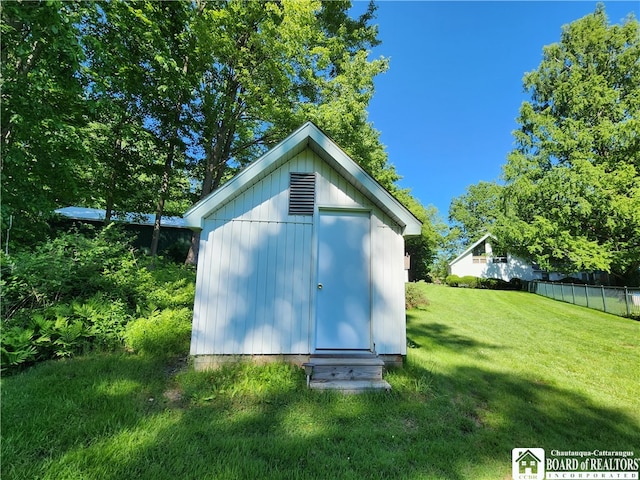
2,284,639,479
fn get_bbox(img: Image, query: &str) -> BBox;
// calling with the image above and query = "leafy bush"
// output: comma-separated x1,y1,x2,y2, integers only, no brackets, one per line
1,315,90,371
557,276,586,284
509,277,523,290
447,275,479,288
480,278,510,290
1,227,197,373
406,281,430,309
446,275,524,291
459,276,479,288
142,265,196,309
445,275,461,287
1,226,137,318
445,275,482,288
0,327,38,370
125,308,192,358
61,294,132,350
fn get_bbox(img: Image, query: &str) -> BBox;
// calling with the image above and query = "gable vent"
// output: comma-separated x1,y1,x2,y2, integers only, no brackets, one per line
289,173,316,215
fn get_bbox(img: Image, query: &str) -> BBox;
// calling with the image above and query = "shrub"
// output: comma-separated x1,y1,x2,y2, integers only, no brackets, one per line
509,277,523,290
62,294,132,350
0,327,38,371
406,281,430,309
125,308,192,358
445,274,481,288
142,264,196,309
459,276,479,288
445,275,461,287
1,226,137,318
1,313,92,372
445,275,525,291
480,278,510,290
557,276,586,284
1,226,197,373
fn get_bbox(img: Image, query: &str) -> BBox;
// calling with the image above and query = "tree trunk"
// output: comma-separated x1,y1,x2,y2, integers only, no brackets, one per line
184,118,236,265
184,76,244,266
150,47,191,263
104,136,121,224
149,141,175,263
184,230,200,265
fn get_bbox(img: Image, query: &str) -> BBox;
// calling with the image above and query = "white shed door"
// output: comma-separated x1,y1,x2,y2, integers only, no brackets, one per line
315,210,371,350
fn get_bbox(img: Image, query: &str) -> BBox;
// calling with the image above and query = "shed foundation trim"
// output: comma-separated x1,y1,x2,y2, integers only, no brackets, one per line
191,354,404,371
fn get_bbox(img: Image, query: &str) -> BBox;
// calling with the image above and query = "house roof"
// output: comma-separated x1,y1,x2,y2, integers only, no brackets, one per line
448,233,494,267
183,122,422,236
55,206,187,229
516,450,541,463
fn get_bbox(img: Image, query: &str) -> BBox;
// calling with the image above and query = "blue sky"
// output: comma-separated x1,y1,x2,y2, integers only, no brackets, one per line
351,1,638,220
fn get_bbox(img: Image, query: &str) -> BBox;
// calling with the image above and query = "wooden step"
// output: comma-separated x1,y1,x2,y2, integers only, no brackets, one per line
309,356,385,366
303,354,390,392
309,379,391,393
311,362,383,381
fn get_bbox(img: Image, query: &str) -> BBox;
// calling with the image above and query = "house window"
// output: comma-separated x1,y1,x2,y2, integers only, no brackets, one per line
289,173,315,215
492,256,507,263
472,256,487,264
472,242,486,257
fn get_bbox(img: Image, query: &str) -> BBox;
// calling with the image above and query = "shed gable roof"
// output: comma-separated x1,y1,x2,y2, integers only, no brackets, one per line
184,122,422,236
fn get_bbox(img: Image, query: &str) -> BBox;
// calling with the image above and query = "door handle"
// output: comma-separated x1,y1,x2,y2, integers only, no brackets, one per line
317,283,323,290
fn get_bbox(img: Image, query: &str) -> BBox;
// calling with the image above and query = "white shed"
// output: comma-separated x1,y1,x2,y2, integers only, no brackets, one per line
184,122,421,372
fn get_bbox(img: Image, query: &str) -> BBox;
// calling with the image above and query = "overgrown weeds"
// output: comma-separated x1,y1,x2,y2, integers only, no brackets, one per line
1,226,195,373
405,281,430,309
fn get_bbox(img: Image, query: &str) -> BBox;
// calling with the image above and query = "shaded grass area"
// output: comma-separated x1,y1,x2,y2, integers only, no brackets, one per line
2,285,639,479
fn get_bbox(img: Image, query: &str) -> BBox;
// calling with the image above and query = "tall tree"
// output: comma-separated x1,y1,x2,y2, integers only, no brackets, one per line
2,0,432,269
133,1,199,259
448,181,503,248
183,0,392,264
1,1,90,244
499,5,640,284
395,190,447,281
80,2,161,221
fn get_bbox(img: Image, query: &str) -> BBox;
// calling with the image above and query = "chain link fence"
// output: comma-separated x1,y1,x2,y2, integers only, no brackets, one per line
529,281,640,318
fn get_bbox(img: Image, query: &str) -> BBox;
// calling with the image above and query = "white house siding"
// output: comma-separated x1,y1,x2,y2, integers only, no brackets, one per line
191,147,407,356
449,252,539,281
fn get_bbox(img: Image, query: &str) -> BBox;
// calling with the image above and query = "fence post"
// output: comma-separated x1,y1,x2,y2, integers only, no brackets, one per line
601,285,607,313
624,286,630,317
571,283,576,305
585,284,589,308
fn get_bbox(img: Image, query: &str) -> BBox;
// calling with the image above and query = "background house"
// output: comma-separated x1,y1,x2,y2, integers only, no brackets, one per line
54,206,191,260
183,122,422,371
448,233,563,282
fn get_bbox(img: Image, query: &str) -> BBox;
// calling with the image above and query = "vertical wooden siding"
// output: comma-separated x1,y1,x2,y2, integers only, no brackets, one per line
371,216,407,355
191,148,407,356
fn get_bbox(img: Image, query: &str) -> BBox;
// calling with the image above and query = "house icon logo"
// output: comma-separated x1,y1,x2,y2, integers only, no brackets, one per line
512,448,545,480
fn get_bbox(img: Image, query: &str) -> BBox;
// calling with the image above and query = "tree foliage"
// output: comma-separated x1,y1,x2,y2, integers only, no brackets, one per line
1,0,437,272
80,2,194,221
448,181,503,248
394,190,447,281
1,1,90,242
179,0,396,262
499,5,640,284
